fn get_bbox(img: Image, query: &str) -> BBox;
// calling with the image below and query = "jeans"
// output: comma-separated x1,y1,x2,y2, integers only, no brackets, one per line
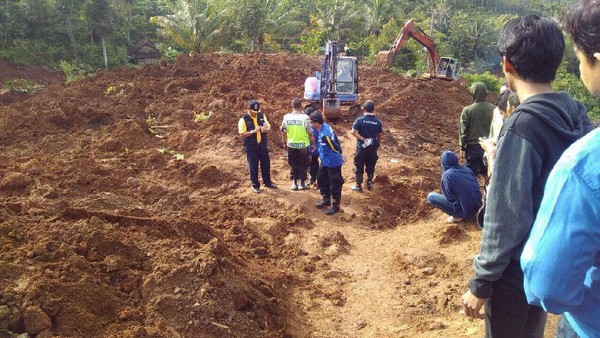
557,315,580,338
484,260,547,338
426,192,459,217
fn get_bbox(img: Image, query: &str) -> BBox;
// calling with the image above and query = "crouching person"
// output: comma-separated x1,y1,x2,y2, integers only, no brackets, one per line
309,111,344,215
427,150,482,223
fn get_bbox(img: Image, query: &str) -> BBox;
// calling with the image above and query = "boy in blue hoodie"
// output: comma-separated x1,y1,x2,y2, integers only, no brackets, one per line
426,151,482,223
521,1,600,337
461,15,593,337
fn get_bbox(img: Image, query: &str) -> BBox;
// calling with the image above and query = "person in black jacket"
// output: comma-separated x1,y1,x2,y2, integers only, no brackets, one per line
461,15,593,338
238,100,278,193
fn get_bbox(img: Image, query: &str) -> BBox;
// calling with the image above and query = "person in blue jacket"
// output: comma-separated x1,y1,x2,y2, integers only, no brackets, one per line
426,150,482,223
309,111,344,215
521,1,600,337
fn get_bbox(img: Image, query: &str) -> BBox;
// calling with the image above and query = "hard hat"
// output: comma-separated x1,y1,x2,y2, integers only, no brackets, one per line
363,100,375,112
248,100,260,111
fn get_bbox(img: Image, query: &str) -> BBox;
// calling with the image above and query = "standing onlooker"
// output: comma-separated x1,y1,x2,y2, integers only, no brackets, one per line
309,111,344,215
305,106,320,188
351,100,383,192
522,1,600,337
426,151,482,223
238,100,278,193
459,82,494,177
461,15,593,338
281,98,315,190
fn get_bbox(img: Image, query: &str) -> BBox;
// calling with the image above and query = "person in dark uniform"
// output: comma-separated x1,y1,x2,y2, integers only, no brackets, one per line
305,106,320,188
238,100,278,193
309,112,344,215
351,100,383,192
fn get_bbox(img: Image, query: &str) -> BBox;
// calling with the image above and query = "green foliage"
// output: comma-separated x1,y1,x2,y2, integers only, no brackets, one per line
291,16,330,55
155,43,182,63
463,71,502,93
554,63,600,123
59,61,96,82
1,79,43,94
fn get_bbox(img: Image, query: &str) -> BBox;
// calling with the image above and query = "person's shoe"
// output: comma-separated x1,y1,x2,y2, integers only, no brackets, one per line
312,182,318,190
299,181,310,190
447,216,464,223
351,184,363,192
291,180,298,191
315,199,331,208
366,181,373,190
252,187,261,193
325,204,340,215
264,183,278,189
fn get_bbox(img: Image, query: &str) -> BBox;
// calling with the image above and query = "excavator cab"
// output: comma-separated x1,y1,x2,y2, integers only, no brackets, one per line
304,41,359,120
436,57,459,81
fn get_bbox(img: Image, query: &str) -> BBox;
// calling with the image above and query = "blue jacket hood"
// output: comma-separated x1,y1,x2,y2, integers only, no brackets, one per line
441,151,459,171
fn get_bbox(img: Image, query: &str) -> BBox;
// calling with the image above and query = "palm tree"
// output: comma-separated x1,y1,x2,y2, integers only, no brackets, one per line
149,0,226,52
315,0,363,42
233,0,305,51
363,0,395,37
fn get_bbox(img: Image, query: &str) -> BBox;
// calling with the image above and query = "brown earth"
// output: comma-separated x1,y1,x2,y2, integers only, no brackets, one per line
0,54,557,337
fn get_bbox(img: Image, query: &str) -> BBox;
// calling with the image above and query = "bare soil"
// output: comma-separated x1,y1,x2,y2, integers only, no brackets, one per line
0,54,556,337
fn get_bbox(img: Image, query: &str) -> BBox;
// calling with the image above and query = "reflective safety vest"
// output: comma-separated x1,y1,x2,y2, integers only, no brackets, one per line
282,113,310,149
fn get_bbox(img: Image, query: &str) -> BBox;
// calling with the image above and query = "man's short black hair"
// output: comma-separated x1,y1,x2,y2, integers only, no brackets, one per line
292,98,303,109
566,0,600,65
497,15,565,83
496,90,511,112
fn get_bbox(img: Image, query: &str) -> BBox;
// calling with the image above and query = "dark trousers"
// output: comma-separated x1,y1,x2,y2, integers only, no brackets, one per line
245,146,272,189
317,165,344,205
287,147,309,181
309,154,319,184
484,260,547,338
354,147,378,184
465,144,486,177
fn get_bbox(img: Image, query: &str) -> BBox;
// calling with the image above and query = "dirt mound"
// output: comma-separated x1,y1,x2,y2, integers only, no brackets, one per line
0,52,472,337
0,60,65,106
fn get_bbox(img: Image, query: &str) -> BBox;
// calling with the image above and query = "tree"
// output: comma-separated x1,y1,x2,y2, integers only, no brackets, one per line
87,0,117,68
150,0,227,52
233,0,304,51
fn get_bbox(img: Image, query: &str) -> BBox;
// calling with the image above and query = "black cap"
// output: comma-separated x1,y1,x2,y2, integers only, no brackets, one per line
248,100,260,111
363,100,375,112
309,111,323,124
305,106,316,115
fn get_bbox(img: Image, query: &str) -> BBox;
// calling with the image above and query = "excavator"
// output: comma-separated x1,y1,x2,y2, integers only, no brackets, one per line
376,20,459,81
304,40,361,120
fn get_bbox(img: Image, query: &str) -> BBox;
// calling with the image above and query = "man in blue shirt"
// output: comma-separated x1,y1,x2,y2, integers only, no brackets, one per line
309,111,344,215
521,1,600,337
426,151,482,223
351,100,383,192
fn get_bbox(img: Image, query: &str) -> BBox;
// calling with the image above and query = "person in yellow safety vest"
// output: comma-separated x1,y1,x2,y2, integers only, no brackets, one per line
238,100,278,193
280,98,315,190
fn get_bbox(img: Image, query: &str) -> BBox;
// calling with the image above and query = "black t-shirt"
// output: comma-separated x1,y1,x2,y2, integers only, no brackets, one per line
352,114,383,148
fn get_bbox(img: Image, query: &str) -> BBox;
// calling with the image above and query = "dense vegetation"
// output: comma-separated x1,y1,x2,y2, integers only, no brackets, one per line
0,0,598,120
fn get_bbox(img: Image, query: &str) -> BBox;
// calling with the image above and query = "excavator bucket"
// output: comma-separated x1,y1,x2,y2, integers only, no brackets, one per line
323,98,341,120
375,51,391,67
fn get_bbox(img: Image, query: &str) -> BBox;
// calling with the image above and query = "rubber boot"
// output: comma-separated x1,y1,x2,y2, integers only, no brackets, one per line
325,199,340,215
315,196,331,208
